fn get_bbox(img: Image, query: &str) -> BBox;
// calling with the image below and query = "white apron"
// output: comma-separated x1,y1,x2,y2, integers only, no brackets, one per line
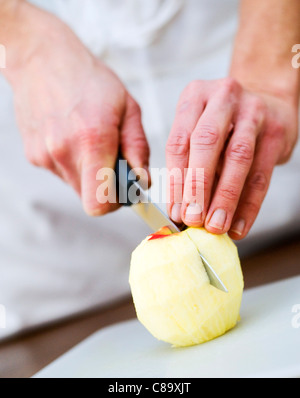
0,0,299,340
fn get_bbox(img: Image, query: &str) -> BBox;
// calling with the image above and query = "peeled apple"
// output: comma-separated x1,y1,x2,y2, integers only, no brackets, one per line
129,227,244,347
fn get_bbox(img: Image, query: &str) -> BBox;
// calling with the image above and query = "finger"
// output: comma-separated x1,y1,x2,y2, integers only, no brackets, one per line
182,78,240,226
120,95,151,188
205,96,265,234
80,123,120,216
166,81,208,224
23,131,60,177
228,133,281,240
44,123,82,195
120,95,150,169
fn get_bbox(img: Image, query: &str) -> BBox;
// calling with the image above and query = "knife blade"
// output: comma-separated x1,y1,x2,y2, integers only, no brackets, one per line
115,154,228,293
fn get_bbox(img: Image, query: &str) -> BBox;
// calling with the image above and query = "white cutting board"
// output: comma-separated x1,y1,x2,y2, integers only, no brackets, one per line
35,276,300,378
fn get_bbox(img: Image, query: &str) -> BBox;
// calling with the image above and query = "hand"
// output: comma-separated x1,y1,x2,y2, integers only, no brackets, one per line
166,77,298,239
5,2,150,216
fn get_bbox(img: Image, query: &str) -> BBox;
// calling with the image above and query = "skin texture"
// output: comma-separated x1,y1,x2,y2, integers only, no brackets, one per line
0,0,150,216
166,0,300,240
1,0,300,239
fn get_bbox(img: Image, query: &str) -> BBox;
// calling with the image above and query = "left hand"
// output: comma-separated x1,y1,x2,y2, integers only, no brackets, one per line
166,77,299,240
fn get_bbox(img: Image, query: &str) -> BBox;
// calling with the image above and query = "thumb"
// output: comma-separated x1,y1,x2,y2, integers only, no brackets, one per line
120,95,151,187
80,124,120,217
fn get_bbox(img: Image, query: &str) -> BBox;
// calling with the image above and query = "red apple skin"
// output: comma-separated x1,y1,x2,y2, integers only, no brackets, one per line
148,234,171,241
148,226,180,241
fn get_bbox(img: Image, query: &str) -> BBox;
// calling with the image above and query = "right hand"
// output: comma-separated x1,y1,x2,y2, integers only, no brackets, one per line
4,1,150,216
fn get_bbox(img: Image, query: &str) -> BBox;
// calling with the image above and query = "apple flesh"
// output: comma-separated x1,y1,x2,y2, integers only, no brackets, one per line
129,227,244,347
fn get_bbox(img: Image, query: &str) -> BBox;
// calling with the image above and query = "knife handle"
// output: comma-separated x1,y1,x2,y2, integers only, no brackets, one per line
115,153,136,206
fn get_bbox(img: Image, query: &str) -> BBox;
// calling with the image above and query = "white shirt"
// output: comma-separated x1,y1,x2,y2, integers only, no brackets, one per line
0,0,299,340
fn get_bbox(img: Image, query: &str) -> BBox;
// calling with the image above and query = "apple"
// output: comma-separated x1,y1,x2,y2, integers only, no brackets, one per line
129,227,244,347
147,226,173,241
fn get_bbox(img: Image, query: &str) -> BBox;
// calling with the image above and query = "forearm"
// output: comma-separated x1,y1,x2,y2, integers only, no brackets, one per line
0,0,20,16
230,0,300,105
0,0,26,51
0,0,73,83
0,0,39,78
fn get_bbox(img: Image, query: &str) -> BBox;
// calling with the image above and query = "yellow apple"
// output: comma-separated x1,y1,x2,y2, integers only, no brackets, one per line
129,227,244,347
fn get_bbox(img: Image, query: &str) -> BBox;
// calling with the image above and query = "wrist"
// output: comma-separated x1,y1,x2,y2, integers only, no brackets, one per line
0,0,21,17
1,1,66,82
230,57,300,108
229,3,300,108
0,1,28,68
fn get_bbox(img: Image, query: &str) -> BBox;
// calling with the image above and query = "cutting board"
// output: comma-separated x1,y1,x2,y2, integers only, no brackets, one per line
35,275,300,378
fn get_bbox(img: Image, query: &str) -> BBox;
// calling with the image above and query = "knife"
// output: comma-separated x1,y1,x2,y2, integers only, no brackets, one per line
115,154,228,293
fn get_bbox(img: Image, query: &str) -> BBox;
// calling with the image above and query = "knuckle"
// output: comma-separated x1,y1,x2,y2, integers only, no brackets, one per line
181,80,207,102
249,96,266,114
46,137,68,162
218,185,240,202
99,102,122,128
241,97,266,126
25,146,52,169
220,77,240,95
39,152,54,170
227,140,254,164
265,121,285,142
75,127,98,144
191,125,220,148
166,129,190,157
247,171,268,192
184,80,204,95
77,127,113,153
187,170,210,191
243,200,260,215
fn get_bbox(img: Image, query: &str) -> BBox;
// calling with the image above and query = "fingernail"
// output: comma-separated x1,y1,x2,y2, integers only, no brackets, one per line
208,209,227,230
230,219,246,236
184,203,203,224
171,203,182,224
